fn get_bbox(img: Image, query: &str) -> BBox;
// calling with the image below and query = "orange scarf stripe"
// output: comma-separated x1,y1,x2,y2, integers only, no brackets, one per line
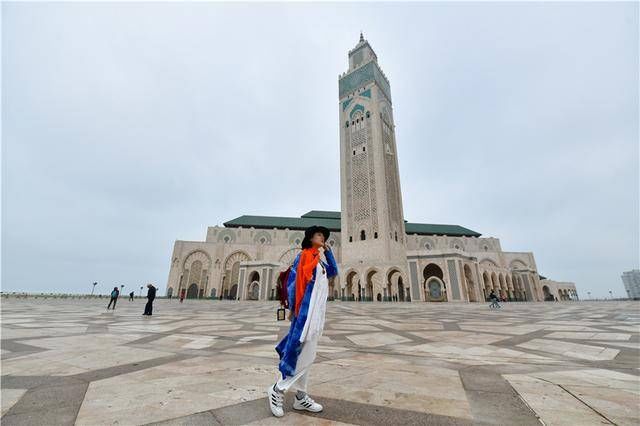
294,247,321,315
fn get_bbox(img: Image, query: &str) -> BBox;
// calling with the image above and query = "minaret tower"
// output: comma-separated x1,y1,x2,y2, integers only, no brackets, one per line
338,33,408,295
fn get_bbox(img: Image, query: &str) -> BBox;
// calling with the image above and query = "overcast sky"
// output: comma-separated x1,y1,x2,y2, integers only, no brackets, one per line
3,2,638,298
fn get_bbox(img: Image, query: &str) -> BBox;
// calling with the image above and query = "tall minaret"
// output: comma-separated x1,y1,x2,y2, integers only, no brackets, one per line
339,34,407,273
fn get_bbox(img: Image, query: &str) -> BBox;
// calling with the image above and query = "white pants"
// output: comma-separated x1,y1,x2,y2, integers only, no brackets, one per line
276,335,319,393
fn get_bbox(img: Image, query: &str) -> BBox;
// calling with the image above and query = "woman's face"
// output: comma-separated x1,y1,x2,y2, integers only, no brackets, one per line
310,232,325,247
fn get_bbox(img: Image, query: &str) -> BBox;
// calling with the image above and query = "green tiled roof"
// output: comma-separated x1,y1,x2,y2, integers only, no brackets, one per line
404,222,481,237
223,211,481,237
301,210,341,220
223,214,341,232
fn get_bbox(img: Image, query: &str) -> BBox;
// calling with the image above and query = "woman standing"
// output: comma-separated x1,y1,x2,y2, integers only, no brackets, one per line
268,225,338,417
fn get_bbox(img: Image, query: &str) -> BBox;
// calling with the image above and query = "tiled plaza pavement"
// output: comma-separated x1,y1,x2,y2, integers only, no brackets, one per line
1,299,639,426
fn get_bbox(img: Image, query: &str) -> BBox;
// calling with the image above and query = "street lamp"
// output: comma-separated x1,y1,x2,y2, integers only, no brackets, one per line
587,291,591,300
91,282,97,296
609,290,613,300
140,286,143,297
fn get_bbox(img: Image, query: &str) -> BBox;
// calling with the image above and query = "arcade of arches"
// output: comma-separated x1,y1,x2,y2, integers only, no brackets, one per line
167,248,555,303
167,224,576,303
341,268,407,302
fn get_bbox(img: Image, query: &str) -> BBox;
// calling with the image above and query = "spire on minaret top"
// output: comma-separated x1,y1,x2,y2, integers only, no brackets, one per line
348,32,377,70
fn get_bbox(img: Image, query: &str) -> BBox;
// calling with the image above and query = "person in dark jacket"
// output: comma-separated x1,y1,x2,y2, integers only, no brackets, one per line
143,284,157,316
488,290,500,309
107,287,119,310
129,291,135,301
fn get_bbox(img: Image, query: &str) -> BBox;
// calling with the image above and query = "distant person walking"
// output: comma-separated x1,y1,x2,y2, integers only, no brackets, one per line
143,284,157,316
107,287,119,310
488,290,500,309
179,289,186,303
129,291,135,301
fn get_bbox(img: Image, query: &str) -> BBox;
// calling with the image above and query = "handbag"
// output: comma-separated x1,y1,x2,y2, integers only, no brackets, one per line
277,307,286,321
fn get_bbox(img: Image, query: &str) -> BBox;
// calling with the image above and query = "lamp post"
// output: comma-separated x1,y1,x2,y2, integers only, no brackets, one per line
587,291,591,300
609,290,613,300
140,286,143,297
91,282,97,296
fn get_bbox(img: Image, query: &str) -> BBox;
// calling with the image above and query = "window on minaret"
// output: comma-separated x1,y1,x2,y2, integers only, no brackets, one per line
374,232,378,239
360,230,366,240
352,112,365,130
349,236,353,242
394,231,398,241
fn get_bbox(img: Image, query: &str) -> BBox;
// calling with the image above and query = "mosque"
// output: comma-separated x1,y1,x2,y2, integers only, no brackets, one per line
166,35,578,303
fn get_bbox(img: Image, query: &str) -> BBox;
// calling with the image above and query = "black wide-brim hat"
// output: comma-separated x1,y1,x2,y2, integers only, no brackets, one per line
301,225,330,249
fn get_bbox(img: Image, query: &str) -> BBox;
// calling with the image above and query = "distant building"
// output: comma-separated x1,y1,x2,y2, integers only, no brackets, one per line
621,270,640,300
539,279,578,301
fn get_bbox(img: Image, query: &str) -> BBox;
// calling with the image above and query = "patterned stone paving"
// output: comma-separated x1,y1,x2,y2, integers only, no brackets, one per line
1,299,638,425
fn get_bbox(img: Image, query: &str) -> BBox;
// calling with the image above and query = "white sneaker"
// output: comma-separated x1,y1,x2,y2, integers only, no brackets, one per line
293,394,323,413
267,385,284,417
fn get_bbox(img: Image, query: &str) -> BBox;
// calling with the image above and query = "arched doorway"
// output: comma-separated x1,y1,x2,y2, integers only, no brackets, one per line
542,285,552,301
425,277,446,302
247,271,260,300
187,283,199,299
223,251,251,300
249,282,259,300
181,251,212,301
221,276,228,299
210,288,216,298
167,287,173,298
423,263,446,302
345,271,358,301
386,269,403,302
376,293,382,302
366,270,380,302
328,279,335,301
